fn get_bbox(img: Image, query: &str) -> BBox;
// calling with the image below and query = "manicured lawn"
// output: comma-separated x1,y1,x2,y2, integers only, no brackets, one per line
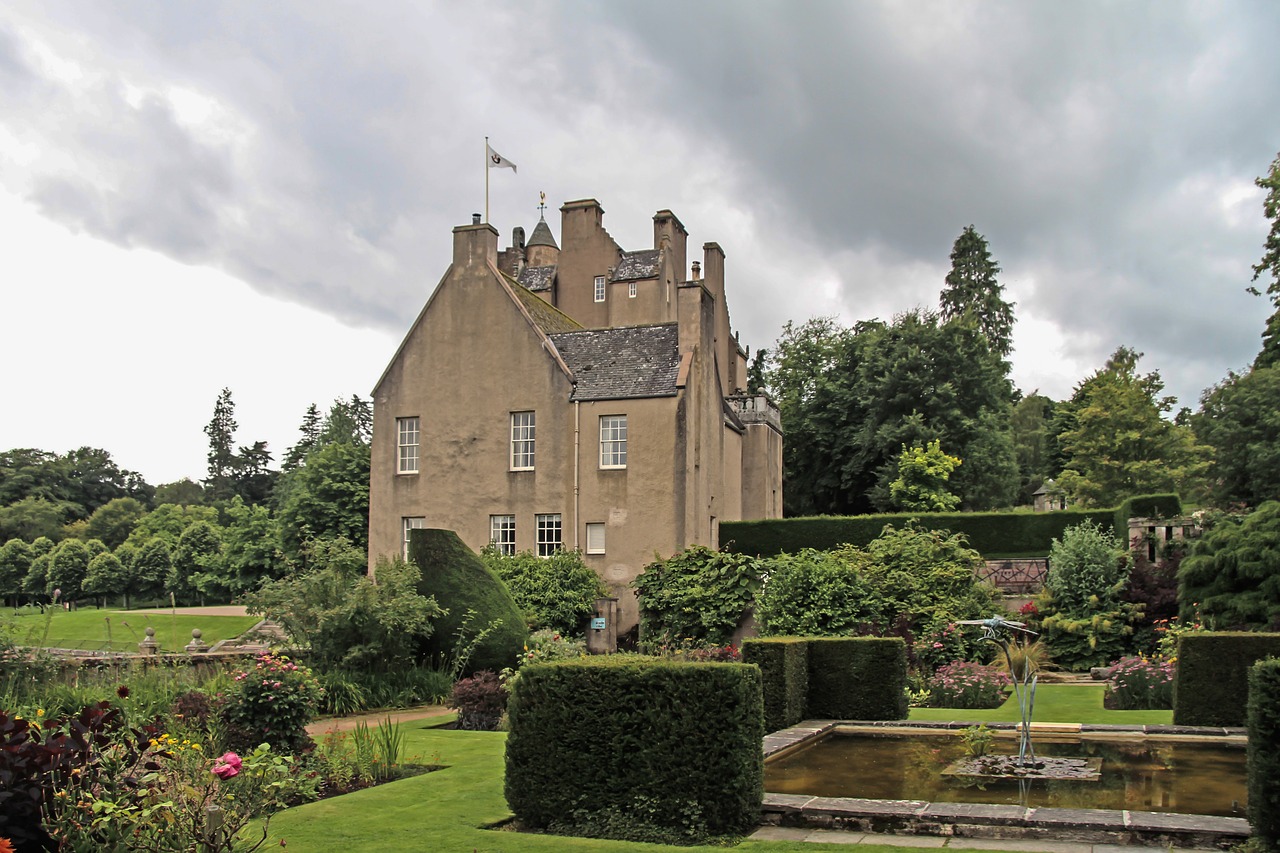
265,724,1025,853
908,683,1173,726
7,606,259,652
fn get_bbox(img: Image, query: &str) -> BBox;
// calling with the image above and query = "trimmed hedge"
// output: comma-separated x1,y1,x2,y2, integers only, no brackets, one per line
721,493,1183,558
741,637,809,733
1248,658,1280,850
505,657,764,842
1173,632,1280,726
806,637,908,721
408,528,528,675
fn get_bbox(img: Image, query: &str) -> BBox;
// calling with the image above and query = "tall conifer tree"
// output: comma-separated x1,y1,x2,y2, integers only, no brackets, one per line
940,225,1015,358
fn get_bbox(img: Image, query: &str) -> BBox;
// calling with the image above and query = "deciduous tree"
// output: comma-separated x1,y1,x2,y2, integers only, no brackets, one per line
1195,367,1280,508
889,439,962,512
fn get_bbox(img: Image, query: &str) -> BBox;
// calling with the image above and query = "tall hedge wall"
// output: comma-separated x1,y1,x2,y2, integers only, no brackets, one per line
720,494,1182,558
505,657,764,841
805,637,908,721
1172,632,1280,727
741,637,809,733
1248,658,1280,849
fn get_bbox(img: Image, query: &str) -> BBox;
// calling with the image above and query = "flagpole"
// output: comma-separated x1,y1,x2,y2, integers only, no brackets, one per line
484,136,490,223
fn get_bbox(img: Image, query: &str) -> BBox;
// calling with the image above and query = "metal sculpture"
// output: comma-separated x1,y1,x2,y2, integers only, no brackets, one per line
957,615,1042,768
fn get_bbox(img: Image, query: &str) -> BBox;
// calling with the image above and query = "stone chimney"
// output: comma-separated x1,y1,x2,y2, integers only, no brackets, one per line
453,220,498,270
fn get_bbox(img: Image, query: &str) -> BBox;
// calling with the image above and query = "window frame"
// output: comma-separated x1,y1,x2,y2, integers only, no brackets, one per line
628,281,637,298
593,275,606,303
490,514,516,556
535,513,563,557
510,411,536,471
599,414,628,469
397,417,420,474
402,516,425,559
585,522,606,555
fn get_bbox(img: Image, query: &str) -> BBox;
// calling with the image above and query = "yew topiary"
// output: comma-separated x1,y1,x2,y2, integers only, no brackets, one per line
408,528,527,675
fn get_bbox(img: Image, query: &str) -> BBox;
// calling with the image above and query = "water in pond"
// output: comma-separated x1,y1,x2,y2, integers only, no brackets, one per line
766,732,1247,818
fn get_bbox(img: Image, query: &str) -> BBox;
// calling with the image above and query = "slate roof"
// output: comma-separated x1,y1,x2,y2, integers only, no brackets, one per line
526,217,558,249
505,274,581,335
550,324,681,401
518,264,556,292
611,249,660,281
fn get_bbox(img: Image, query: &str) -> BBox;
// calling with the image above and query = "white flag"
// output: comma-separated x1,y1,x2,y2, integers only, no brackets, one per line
487,144,517,173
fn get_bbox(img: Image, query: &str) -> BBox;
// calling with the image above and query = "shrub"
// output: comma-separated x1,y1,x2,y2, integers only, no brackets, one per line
245,540,442,673
450,670,508,731
505,657,763,843
633,546,762,646
1248,657,1280,851
925,661,1011,709
755,547,874,636
483,547,606,635
409,528,528,675
1179,501,1280,631
806,637,908,720
222,652,323,754
1106,656,1174,710
1174,632,1280,726
741,637,808,732
1038,521,1139,671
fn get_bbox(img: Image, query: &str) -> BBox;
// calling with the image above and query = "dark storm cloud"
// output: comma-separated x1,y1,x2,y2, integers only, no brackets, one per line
1,0,1277,408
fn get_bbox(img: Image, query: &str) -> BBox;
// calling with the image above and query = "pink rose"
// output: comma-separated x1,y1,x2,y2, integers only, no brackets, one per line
212,752,242,779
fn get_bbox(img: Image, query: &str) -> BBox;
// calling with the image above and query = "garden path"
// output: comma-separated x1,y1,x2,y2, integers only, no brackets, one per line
307,705,453,736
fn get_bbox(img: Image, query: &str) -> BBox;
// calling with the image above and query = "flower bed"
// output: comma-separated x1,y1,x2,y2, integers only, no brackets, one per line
924,661,1011,709
1105,655,1175,710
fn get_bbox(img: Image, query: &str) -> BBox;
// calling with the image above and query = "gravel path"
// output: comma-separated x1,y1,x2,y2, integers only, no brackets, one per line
126,605,250,617
307,705,453,736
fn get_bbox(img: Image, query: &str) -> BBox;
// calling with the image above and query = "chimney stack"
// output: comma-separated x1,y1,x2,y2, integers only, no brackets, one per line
691,260,701,280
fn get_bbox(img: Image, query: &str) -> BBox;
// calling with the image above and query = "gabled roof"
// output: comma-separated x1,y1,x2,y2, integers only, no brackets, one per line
549,324,681,401
504,272,581,335
517,264,556,293
611,249,660,281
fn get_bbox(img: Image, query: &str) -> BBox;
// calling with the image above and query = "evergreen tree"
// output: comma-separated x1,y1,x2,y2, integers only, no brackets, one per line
940,225,1016,358
203,388,239,500
282,404,323,471
1252,150,1280,369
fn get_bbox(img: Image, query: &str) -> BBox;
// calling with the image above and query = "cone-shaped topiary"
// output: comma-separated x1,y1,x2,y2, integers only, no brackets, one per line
408,528,527,675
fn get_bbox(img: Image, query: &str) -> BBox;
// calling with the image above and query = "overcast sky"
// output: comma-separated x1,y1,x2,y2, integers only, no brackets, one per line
1,1,1277,486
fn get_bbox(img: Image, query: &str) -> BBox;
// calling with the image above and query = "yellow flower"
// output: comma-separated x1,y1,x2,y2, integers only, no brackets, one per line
36,709,44,717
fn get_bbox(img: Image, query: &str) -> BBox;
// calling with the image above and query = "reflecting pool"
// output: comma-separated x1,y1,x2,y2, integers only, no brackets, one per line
765,731,1247,818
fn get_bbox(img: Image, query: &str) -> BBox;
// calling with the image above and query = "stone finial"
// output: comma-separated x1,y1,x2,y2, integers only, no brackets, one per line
186,627,208,654
139,626,159,655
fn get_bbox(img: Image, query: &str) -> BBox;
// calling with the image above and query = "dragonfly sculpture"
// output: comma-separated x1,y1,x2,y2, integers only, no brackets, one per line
958,615,1042,768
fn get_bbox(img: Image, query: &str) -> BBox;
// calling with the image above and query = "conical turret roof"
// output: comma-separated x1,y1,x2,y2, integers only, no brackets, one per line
526,216,558,250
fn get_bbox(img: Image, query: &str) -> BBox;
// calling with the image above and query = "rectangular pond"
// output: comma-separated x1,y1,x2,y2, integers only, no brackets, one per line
765,730,1247,818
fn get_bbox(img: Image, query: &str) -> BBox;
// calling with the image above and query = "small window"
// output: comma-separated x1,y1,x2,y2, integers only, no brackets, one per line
511,412,535,470
585,522,606,555
599,415,627,468
490,515,516,556
536,513,562,556
397,417,420,474
402,516,425,559
594,275,606,303
628,281,637,298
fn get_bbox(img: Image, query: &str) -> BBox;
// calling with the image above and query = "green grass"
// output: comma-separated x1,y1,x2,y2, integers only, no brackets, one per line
908,683,1173,726
264,725,1032,853
6,606,259,652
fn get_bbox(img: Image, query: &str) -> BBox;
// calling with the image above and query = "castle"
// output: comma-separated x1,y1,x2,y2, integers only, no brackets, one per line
368,199,783,630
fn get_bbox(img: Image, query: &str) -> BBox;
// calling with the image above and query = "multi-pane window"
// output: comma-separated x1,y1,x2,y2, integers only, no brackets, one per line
628,281,637,298
536,513,562,556
594,275,606,303
510,411,535,470
490,515,516,556
585,522,606,555
397,417,420,474
402,516,425,558
599,415,627,468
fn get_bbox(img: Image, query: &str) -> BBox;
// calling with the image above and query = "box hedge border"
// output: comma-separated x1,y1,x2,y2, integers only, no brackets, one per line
504,657,764,839
741,637,809,733
1173,632,1280,727
805,637,908,721
1248,657,1280,849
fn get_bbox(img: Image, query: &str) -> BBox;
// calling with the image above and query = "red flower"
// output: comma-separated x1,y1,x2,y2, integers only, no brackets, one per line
116,685,130,699
212,752,242,779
